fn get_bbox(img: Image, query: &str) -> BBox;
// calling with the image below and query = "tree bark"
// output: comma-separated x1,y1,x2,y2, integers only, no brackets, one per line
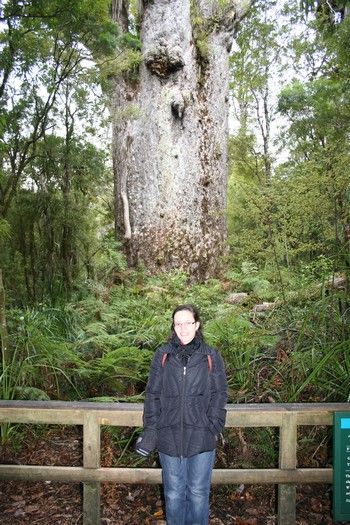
61,84,75,299
111,0,251,280
0,269,9,366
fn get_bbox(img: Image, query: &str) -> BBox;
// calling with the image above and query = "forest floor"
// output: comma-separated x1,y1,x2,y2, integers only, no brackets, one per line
0,425,341,525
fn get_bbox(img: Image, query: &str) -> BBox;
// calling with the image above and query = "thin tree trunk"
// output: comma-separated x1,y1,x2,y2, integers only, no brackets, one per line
0,269,9,365
61,85,75,298
28,221,37,303
18,219,31,303
0,268,10,441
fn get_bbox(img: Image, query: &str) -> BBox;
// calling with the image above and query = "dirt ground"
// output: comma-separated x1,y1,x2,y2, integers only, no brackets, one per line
0,425,344,524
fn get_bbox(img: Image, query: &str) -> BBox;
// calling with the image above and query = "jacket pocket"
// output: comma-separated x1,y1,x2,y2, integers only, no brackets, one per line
184,397,210,428
156,397,180,428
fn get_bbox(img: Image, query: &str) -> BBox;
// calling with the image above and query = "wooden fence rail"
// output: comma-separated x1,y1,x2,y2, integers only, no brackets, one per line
0,401,349,525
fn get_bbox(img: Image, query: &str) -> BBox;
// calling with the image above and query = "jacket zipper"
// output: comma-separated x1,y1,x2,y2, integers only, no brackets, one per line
180,364,187,458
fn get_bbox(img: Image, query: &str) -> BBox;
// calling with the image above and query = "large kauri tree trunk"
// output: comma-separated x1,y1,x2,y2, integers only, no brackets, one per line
111,0,251,280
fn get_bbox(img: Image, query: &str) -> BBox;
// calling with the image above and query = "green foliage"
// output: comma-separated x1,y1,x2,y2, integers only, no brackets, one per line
228,0,350,274
206,313,278,401
119,33,141,51
240,276,274,299
290,339,350,402
0,220,11,241
13,386,51,401
0,306,84,404
1,0,119,58
1,259,349,447
274,4,350,277
190,2,211,64
264,286,350,402
228,0,282,265
99,48,142,83
299,255,333,283
0,116,116,304
97,18,142,87
0,0,122,306
226,262,276,301
185,279,227,320
299,1,350,25
278,77,350,146
85,347,153,393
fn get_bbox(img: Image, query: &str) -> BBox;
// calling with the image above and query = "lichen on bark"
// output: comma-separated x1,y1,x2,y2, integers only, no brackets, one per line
110,0,251,280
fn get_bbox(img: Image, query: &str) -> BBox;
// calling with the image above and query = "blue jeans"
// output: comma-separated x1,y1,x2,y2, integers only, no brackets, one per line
159,450,216,525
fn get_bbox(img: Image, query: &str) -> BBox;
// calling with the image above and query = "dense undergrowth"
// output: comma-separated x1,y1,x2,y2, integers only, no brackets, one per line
1,264,349,409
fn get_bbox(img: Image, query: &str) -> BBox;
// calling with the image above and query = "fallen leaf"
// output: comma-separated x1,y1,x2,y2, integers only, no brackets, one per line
311,497,322,513
10,495,24,502
25,504,39,512
245,508,260,516
235,519,258,525
244,491,253,501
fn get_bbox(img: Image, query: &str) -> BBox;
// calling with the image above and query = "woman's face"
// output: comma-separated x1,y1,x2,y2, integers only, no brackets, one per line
173,309,200,345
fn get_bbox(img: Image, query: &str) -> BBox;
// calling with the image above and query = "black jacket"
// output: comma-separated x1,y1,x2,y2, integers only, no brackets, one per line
140,336,227,458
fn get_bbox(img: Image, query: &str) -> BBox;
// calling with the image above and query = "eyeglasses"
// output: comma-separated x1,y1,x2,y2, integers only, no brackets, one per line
174,321,195,328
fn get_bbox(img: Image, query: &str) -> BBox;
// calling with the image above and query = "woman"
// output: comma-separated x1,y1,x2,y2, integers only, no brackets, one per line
136,304,227,525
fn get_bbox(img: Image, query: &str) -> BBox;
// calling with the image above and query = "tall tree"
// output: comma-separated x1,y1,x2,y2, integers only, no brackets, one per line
110,0,252,280
227,0,286,269
0,0,117,302
0,0,116,218
279,0,350,283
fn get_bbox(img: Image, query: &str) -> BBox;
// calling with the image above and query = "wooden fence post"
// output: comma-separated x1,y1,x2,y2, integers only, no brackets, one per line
278,412,297,525
83,412,101,525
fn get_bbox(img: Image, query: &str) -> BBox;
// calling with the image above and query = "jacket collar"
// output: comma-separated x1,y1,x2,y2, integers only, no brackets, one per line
163,334,210,355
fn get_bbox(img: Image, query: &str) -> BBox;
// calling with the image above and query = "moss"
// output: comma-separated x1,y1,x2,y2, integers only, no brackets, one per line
190,0,235,69
129,0,143,32
114,103,141,122
190,1,211,66
195,37,210,64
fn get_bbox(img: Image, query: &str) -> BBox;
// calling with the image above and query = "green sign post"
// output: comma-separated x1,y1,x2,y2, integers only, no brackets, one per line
333,412,350,522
